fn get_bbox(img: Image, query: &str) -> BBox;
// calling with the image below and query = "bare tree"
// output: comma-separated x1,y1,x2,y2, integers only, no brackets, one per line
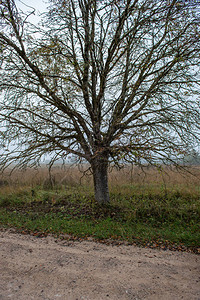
0,0,199,204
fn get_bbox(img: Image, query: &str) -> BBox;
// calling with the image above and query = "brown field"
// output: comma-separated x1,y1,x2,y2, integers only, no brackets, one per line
0,164,199,196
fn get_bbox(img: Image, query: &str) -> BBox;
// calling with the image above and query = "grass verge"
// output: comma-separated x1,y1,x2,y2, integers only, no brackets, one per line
0,184,199,253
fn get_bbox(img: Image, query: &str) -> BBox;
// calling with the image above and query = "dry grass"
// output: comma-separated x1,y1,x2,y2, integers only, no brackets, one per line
0,164,199,196
109,165,200,196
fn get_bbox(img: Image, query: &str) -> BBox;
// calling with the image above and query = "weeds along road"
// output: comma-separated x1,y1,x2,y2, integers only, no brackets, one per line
0,229,199,300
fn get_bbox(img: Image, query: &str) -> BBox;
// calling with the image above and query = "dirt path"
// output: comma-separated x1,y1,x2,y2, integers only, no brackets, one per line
0,230,199,300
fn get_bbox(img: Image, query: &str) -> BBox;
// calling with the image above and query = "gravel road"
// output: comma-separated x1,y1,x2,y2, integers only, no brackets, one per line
0,230,199,300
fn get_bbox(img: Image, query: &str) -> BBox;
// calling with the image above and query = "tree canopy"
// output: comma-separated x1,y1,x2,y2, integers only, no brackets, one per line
0,0,200,203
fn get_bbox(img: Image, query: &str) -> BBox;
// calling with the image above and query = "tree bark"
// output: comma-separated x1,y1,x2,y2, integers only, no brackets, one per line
92,158,110,205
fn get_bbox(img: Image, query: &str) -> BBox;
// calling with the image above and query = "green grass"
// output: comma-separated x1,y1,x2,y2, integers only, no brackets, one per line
0,184,199,252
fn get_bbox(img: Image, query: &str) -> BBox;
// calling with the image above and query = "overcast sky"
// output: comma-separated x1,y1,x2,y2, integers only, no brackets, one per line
15,0,48,24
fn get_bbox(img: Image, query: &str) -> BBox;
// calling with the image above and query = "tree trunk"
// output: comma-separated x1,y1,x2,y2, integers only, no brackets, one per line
92,158,110,205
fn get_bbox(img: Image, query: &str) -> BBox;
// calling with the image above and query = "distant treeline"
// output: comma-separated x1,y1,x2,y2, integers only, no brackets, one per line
181,151,200,165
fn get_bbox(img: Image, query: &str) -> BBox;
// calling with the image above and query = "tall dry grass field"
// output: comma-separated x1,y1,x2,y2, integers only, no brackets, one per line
0,165,199,197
